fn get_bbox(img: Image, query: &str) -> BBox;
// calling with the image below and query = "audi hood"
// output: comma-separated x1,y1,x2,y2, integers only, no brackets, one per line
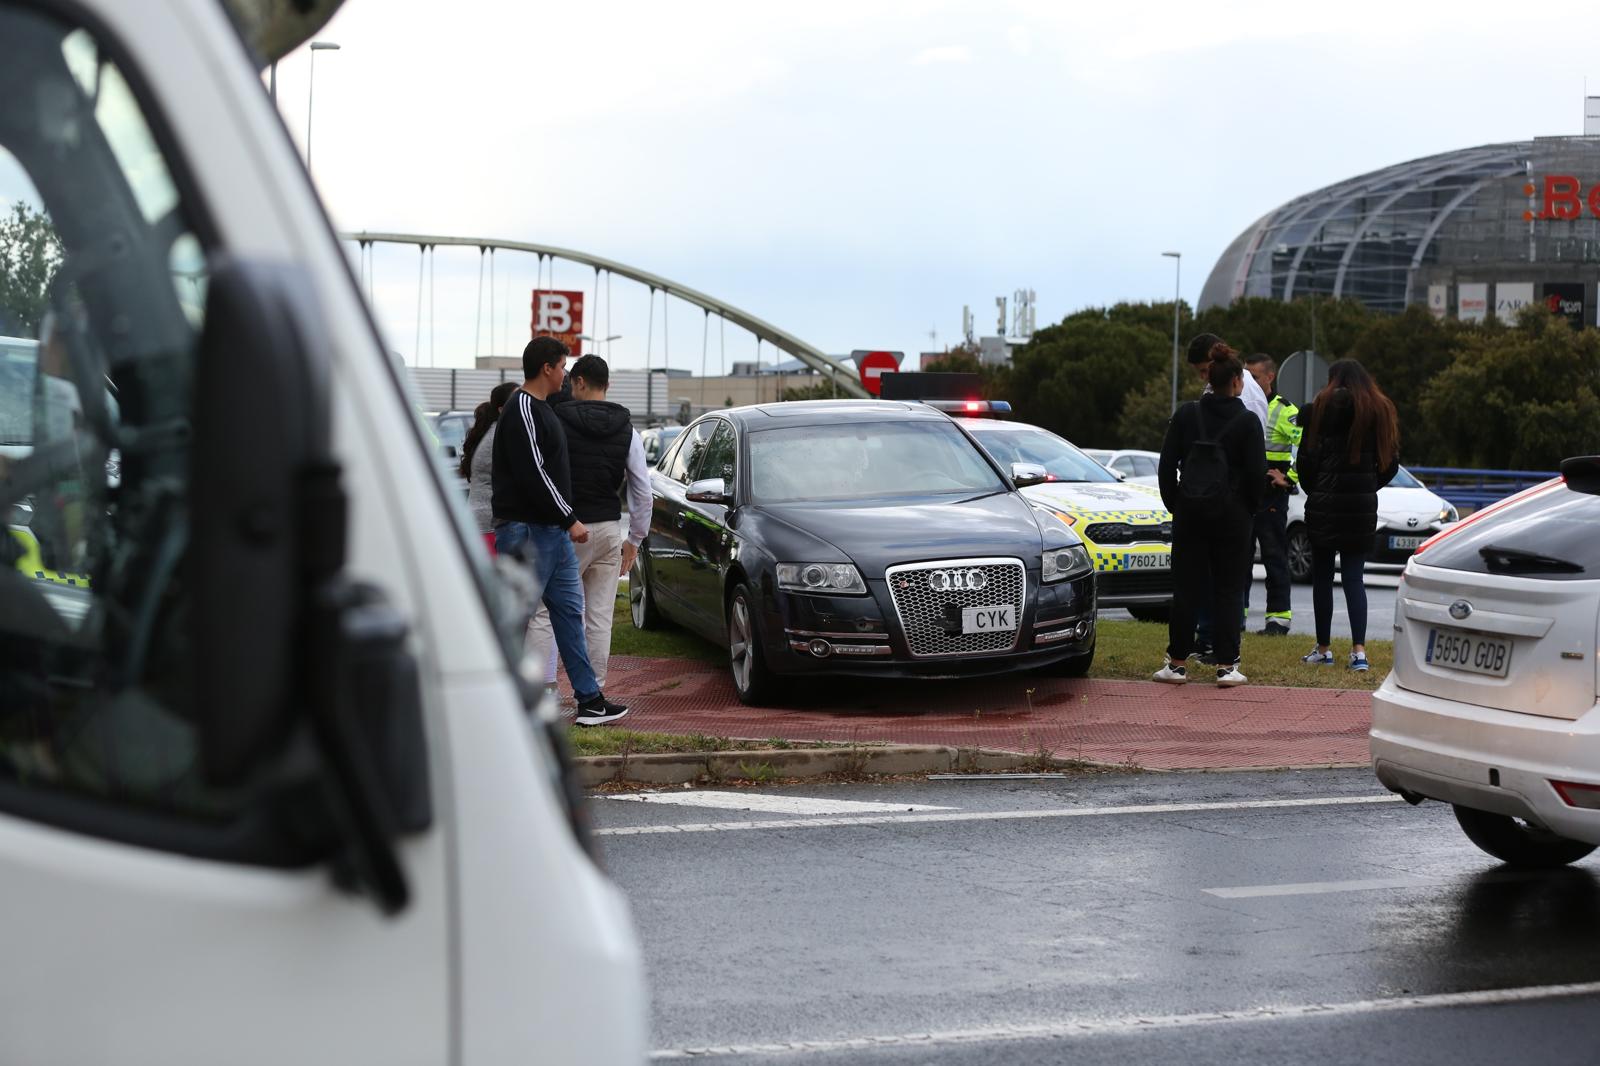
755,491,1061,576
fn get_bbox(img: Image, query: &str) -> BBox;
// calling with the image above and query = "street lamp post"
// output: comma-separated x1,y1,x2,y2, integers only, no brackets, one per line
1162,251,1181,414
306,40,341,174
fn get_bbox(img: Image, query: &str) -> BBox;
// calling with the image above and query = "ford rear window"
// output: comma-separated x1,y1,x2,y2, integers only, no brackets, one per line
1419,485,1600,580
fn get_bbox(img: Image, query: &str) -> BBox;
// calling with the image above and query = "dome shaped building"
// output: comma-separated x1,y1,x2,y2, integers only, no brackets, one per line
1200,134,1600,327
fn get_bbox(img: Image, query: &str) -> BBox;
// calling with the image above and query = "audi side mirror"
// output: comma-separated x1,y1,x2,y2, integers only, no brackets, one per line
1011,462,1049,488
686,477,733,505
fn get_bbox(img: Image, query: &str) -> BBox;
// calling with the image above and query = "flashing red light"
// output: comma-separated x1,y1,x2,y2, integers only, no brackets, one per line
964,401,982,412
1412,478,1565,559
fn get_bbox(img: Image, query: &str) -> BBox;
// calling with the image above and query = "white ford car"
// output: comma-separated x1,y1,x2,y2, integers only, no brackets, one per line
1371,460,1600,867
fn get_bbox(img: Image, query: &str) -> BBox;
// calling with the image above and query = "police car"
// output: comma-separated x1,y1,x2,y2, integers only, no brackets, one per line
957,418,1174,622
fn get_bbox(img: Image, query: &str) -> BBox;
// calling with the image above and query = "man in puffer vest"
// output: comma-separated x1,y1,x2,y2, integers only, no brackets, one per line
529,354,652,689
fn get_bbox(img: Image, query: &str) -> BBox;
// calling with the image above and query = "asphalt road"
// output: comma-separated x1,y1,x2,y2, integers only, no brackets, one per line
597,770,1600,1064
1103,567,1402,643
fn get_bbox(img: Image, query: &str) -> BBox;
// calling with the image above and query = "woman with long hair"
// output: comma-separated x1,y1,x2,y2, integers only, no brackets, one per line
463,382,518,550
1295,359,1399,672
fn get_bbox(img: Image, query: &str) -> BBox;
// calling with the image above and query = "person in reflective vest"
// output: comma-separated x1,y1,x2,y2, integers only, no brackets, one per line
1244,353,1300,636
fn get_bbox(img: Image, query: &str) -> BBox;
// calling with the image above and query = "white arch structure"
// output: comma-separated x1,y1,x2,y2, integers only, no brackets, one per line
341,230,869,398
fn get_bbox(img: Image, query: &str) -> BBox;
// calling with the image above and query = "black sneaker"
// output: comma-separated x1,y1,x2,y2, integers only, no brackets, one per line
1190,647,1219,666
1258,620,1292,637
574,694,630,727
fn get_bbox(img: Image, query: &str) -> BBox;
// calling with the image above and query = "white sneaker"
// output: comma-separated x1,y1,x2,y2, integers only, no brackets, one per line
1152,660,1188,684
1216,665,1248,687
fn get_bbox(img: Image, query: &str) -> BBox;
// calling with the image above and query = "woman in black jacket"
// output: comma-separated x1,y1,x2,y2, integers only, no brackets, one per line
1153,353,1267,687
1294,359,1400,672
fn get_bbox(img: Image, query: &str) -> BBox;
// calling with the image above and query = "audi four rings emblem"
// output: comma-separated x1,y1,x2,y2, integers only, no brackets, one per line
928,568,989,592
1449,600,1473,620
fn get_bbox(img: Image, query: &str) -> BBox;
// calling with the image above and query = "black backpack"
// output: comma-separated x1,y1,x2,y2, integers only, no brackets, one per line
1178,403,1231,515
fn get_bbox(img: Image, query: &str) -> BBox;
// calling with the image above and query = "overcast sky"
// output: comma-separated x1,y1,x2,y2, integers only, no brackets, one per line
13,1,1600,374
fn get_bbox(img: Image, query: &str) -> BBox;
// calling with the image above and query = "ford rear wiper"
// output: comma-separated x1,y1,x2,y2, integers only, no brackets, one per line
1479,544,1585,574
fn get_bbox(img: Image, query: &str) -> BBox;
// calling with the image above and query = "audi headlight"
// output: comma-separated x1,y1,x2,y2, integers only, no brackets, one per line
1042,545,1091,582
1437,505,1459,524
777,562,868,595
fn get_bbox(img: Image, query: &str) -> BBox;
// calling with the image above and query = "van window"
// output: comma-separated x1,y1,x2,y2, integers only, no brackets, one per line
0,9,282,849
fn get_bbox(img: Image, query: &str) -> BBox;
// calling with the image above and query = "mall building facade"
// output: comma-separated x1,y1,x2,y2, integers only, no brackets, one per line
1200,133,1600,327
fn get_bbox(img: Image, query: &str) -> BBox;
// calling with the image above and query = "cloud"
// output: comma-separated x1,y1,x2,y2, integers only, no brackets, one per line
912,44,972,65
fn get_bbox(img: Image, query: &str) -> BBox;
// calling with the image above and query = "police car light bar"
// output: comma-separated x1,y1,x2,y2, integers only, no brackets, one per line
923,399,1012,416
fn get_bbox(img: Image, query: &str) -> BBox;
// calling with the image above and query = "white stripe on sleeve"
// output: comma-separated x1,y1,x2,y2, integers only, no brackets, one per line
519,392,574,517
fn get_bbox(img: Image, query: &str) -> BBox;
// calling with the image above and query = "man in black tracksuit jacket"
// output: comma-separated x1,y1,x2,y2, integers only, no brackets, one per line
527,354,652,690
1154,355,1266,685
492,337,628,726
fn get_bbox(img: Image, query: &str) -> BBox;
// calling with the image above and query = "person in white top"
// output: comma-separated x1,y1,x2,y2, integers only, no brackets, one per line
1190,332,1269,432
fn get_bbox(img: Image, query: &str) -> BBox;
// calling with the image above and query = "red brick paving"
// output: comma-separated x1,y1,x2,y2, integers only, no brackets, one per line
582,656,1373,771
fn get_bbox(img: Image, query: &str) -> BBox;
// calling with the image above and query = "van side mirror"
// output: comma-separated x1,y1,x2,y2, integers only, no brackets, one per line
191,259,428,915
1011,462,1049,488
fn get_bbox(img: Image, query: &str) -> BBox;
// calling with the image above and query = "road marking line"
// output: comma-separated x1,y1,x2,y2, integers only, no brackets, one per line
602,792,955,815
650,980,1600,1059
598,794,1401,836
1205,876,1438,898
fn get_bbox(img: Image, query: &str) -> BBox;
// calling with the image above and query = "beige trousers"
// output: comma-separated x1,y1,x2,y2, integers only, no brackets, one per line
529,519,625,689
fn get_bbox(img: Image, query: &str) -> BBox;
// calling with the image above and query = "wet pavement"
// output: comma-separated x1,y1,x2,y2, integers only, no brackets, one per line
599,770,1600,1063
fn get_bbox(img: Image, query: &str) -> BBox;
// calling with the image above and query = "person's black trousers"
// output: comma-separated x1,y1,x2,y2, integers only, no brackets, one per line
1167,503,1254,669
1253,490,1292,625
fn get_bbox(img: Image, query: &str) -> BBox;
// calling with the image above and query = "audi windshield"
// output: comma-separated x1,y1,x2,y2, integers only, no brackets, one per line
748,421,1005,503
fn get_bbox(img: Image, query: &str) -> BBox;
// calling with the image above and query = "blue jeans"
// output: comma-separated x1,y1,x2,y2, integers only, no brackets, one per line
495,521,601,702
1312,545,1368,648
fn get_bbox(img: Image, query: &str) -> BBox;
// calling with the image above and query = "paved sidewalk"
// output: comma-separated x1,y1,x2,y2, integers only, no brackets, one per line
581,656,1374,771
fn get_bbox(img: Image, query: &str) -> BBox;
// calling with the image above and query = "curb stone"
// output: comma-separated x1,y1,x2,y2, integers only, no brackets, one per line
575,744,1127,787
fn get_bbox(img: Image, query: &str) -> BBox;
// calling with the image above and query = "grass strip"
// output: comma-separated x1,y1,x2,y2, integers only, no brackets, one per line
611,594,1388,691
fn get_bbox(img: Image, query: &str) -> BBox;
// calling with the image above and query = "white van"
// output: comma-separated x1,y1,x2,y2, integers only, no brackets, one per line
0,2,645,1063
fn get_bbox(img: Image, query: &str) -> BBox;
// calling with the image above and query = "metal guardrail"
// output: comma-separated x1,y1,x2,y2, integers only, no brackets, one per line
1407,466,1559,511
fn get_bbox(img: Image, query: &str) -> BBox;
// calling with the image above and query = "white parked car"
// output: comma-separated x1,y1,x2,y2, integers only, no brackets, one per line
1082,448,1161,485
1371,462,1600,867
1285,465,1457,581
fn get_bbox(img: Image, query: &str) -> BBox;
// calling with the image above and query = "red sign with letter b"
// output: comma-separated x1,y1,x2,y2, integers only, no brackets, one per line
531,289,584,356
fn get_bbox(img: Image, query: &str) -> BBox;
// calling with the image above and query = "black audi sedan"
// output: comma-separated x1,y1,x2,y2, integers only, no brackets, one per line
627,400,1097,704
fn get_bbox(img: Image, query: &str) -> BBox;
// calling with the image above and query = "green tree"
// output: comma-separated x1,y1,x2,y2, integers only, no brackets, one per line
1196,295,1376,363
1420,306,1600,469
1004,304,1169,447
921,345,982,374
780,380,840,402
0,202,63,336
1344,305,1467,464
1115,372,1204,452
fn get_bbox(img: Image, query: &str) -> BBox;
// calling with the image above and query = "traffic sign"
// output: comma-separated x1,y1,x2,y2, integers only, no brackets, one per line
851,349,903,397
1276,350,1330,408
